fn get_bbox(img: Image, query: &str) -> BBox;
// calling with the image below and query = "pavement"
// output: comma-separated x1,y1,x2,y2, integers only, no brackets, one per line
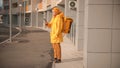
0,27,53,68
52,36,83,68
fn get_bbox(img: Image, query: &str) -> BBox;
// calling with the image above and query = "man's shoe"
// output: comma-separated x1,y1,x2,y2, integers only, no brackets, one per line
54,58,57,62
55,59,61,63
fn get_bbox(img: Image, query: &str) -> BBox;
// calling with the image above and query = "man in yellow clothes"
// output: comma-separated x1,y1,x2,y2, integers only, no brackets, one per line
45,7,64,63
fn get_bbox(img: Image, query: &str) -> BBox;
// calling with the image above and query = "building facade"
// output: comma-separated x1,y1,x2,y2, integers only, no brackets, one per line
24,0,120,68
2,0,25,27
43,0,120,68
2,0,120,68
2,0,9,25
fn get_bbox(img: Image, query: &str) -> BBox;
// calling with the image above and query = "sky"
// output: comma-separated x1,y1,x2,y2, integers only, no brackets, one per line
0,0,3,7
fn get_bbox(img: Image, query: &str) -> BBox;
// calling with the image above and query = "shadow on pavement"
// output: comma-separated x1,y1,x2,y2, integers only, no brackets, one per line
61,57,83,63
46,62,53,68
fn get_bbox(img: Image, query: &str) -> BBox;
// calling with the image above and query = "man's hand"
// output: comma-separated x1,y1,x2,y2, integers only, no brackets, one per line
43,18,48,26
45,22,48,26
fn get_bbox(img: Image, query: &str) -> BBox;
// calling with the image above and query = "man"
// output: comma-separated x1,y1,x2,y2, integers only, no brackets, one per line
45,7,64,63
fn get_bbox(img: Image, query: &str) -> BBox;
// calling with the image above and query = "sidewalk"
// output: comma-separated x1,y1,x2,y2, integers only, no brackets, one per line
52,36,83,68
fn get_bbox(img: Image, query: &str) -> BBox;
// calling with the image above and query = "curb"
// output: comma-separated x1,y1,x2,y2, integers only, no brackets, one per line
0,27,22,45
52,62,55,68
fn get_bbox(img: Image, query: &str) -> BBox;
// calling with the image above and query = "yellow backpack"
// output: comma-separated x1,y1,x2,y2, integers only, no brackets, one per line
62,17,73,34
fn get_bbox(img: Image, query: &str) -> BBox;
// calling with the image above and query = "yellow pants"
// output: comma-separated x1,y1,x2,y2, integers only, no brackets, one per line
52,43,61,59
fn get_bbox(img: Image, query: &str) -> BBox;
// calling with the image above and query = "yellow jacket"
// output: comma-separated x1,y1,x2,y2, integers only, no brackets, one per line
47,12,64,43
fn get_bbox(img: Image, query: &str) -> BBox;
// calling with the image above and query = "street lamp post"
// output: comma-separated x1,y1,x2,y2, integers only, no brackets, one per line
23,0,26,29
19,3,22,30
9,0,12,42
35,7,38,27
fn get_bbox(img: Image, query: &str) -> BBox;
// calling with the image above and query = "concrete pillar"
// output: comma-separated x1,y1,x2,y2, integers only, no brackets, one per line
12,15,18,26
21,14,25,27
31,0,37,27
38,12,43,27
42,11,47,28
76,0,85,51
84,0,120,68
65,0,77,45
47,10,52,22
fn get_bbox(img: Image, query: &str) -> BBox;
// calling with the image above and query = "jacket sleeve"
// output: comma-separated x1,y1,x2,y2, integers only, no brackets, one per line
47,23,52,28
47,17,54,28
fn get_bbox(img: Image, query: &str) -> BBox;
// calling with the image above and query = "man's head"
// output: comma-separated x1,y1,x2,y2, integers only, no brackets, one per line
52,7,61,16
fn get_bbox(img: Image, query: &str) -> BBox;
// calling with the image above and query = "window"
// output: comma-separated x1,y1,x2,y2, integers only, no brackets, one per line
28,0,31,5
12,2,18,8
4,6,9,10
